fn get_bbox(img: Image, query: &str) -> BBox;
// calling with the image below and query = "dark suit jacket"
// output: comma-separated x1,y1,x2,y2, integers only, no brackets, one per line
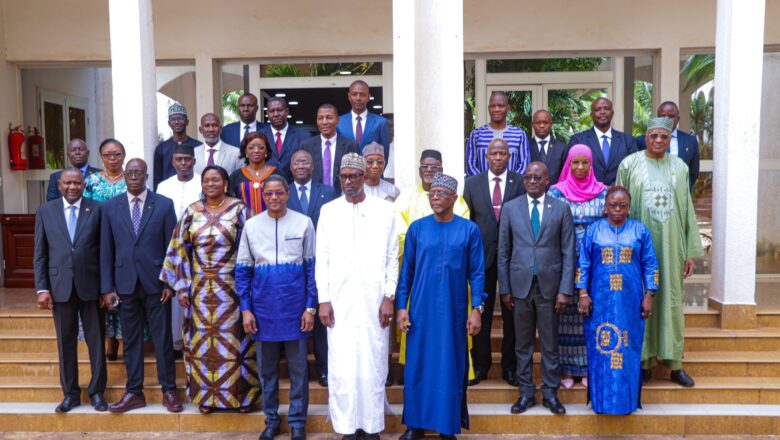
463,171,525,269
635,129,700,190
260,124,312,183
220,120,266,148
569,128,637,185
529,138,568,185
336,111,390,158
152,136,202,190
34,197,102,302
46,166,101,202
297,135,360,196
100,190,177,296
497,195,575,300
287,181,336,229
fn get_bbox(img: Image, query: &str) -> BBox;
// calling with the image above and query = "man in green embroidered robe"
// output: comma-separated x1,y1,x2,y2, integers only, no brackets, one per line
616,116,703,388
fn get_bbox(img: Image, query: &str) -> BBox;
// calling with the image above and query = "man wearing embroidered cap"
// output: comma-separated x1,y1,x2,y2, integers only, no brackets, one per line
316,153,399,439
396,173,486,440
616,117,704,388
153,103,202,190
363,142,400,202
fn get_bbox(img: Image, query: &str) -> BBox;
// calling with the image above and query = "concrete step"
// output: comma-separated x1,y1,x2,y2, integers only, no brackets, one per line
758,307,780,327
0,402,778,435
488,307,720,329
1,375,779,405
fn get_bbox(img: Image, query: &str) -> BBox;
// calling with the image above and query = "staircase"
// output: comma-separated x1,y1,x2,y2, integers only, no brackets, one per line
1,295,780,436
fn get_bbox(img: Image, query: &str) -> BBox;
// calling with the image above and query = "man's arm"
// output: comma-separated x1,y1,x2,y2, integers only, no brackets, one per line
46,174,60,202
99,203,116,294
33,208,50,293
558,204,576,296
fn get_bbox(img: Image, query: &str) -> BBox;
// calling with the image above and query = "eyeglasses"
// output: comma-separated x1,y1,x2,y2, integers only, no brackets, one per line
262,191,287,198
124,171,147,178
419,165,443,171
429,190,454,199
102,152,123,159
648,133,671,141
523,175,544,182
338,173,364,181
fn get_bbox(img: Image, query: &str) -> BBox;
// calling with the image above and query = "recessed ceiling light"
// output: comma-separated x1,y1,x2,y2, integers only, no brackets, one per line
373,105,382,109
369,96,375,101
338,71,351,75
289,101,299,105
295,120,303,124
275,93,286,97
263,107,267,110
287,115,291,118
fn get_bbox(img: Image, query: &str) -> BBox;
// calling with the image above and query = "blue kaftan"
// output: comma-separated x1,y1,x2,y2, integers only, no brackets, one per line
576,218,659,415
235,209,318,342
396,215,485,435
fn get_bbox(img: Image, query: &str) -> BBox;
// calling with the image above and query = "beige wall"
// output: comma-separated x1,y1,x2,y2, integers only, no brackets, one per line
3,0,780,63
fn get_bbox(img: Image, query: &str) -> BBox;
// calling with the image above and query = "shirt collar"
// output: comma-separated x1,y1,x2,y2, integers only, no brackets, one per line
241,121,257,131
594,126,612,139
352,110,368,121
63,197,82,210
127,189,148,204
297,180,312,192
79,164,89,175
206,140,222,151
534,135,551,144
488,169,508,182
672,128,678,138
527,193,546,205
274,123,289,136
321,134,337,144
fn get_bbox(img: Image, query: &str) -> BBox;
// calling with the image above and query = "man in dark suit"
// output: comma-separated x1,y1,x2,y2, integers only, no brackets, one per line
221,93,266,147
287,148,335,387
568,97,637,185
336,80,390,158
47,139,101,201
99,158,181,414
529,110,568,185
635,101,700,191
34,168,107,413
463,139,525,387
298,103,360,196
152,103,202,190
260,97,311,182
498,162,575,415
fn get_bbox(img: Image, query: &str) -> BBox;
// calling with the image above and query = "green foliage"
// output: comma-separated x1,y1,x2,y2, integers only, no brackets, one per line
632,81,654,137
487,58,605,73
263,62,380,78
680,54,715,92
222,90,242,124
690,87,714,157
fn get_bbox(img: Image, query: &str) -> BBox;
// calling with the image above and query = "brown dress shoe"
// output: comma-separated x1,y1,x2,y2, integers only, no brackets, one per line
162,391,183,413
108,392,146,413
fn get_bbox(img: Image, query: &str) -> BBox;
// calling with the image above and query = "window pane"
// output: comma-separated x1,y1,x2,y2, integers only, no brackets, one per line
487,57,611,73
43,101,65,169
69,107,86,141
260,62,382,78
547,87,607,143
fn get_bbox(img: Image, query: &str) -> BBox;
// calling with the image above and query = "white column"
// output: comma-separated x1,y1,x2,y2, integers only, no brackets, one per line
710,0,766,306
658,46,681,107
108,0,157,171
195,53,221,135
392,0,464,191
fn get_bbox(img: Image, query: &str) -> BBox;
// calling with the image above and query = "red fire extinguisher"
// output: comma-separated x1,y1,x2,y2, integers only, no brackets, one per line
26,126,45,170
8,124,27,171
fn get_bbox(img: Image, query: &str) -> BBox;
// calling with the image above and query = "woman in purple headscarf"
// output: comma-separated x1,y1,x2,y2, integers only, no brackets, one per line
547,144,608,389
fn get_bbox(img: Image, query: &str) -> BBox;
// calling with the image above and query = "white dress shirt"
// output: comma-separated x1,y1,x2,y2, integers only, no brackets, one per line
203,141,224,164
534,135,552,155
594,126,613,146
487,169,508,201
157,174,202,220
670,129,679,156
527,193,546,224
296,179,312,201
240,121,259,144
63,197,82,223
273,123,289,147
127,189,148,218
351,110,368,137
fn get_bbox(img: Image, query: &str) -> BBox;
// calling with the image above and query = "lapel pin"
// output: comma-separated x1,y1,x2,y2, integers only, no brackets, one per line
85,208,90,212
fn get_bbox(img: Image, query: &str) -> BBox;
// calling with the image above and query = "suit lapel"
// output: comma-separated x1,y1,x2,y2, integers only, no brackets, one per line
606,133,623,169
536,198,555,241
72,200,92,244
134,192,156,241
119,195,136,239
588,130,607,169
308,184,322,216
54,199,73,245
504,174,520,203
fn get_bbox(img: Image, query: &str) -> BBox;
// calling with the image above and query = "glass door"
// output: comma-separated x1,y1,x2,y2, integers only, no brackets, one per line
485,85,541,135
542,83,611,142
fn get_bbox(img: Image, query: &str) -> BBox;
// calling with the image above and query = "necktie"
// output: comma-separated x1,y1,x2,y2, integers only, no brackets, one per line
323,140,332,186
538,140,548,161
601,135,610,164
299,186,309,214
355,115,363,144
276,131,283,156
492,177,502,221
531,199,540,274
67,205,77,242
207,148,216,166
132,197,141,235
243,124,250,141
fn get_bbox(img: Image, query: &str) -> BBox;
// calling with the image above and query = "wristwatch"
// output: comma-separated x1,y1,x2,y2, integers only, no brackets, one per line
305,308,317,316
474,304,484,314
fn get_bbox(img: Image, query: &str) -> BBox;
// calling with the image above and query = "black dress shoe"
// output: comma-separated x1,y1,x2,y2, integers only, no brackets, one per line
173,349,184,360
502,370,519,387
89,393,108,412
543,396,566,415
55,396,80,413
670,369,695,388
398,429,424,440
290,427,306,440
468,369,486,386
259,426,280,440
318,374,328,387
641,368,653,386
510,396,535,414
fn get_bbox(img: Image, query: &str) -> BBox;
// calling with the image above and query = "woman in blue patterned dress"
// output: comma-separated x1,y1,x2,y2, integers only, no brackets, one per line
547,144,607,389
83,138,127,360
